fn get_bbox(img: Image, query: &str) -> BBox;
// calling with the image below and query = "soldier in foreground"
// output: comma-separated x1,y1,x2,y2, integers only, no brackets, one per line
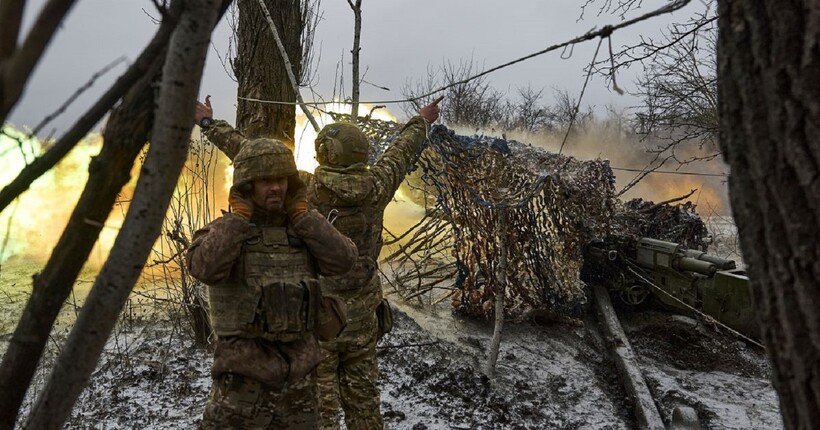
194,95,443,429
186,138,357,429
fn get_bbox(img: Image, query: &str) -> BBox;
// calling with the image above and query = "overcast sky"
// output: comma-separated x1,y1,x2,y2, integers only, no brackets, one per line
8,0,707,134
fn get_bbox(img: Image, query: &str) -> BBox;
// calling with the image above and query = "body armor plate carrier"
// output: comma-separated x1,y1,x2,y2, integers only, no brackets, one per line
208,226,321,341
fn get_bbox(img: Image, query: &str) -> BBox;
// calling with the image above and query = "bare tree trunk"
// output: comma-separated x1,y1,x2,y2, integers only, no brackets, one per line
485,209,508,378
23,0,222,427
0,0,78,124
0,6,184,426
254,0,319,132
0,2,232,426
717,2,820,428
235,0,303,146
347,0,362,120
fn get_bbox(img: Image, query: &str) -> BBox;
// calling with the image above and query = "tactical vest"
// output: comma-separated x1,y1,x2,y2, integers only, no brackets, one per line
311,184,383,290
208,226,321,341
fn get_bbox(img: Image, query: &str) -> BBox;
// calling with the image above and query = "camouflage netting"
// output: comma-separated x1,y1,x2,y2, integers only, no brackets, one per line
327,114,708,319
612,198,710,251
416,126,616,317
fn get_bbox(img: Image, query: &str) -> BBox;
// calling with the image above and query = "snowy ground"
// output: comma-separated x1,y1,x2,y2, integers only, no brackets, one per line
1,278,781,429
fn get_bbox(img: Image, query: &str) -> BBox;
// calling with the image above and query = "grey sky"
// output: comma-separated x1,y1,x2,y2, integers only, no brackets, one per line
8,0,706,134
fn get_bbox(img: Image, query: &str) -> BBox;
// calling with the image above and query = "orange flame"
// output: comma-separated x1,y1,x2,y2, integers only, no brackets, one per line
0,126,122,269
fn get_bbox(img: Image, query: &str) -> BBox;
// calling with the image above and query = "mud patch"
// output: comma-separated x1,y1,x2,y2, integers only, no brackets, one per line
379,304,633,429
618,310,778,429
622,311,768,378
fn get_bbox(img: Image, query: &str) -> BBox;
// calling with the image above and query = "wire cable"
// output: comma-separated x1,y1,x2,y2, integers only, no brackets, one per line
238,0,692,108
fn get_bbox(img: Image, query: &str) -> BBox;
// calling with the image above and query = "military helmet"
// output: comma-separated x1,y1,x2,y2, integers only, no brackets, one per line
232,138,297,186
315,123,369,167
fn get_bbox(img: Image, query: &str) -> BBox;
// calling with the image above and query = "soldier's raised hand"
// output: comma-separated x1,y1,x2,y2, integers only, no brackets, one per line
195,95,214,124
419,95,444,124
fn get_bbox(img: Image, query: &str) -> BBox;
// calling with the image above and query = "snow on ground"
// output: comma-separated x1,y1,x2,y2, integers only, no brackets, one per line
621,310,781,429
1,271,781,429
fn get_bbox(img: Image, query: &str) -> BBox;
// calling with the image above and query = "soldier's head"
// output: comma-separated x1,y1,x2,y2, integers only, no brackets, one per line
315,123,369,168
232,138,297,211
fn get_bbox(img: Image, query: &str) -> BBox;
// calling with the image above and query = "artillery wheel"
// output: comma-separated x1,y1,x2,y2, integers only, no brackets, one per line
619,284,650,306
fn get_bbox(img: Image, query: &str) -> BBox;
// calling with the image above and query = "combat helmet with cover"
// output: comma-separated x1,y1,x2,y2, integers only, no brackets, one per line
232,138,297,188
315,123,370,167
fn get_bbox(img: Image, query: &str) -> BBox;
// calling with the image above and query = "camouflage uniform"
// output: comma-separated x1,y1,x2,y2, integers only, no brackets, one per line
187,138,357,429
204,117,429,429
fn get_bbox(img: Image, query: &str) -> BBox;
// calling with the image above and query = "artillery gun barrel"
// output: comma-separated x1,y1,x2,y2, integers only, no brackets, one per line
675,256,717,276
683,249,737,270
637,238,721,275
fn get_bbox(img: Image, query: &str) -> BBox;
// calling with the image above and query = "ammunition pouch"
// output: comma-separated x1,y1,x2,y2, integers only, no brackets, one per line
261,280,321,334
313,201,382,289
329,207,371,250
376,298,394,341
314,296,348,342
208,281,260,337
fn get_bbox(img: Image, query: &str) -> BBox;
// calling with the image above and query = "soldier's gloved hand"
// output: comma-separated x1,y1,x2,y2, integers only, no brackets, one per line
285,175,308,221
228,187,253,221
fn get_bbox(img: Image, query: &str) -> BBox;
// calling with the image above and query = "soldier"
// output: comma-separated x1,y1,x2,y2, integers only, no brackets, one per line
194,95,443,429
187,137,357,429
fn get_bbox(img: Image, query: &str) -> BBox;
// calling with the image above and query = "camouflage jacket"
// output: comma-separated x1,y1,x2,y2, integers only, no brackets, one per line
186,207,357,388
203,119,246,160
308,117,428,262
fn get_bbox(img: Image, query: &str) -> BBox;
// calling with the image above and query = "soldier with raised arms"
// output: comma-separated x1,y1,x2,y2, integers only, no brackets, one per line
195,95,443,429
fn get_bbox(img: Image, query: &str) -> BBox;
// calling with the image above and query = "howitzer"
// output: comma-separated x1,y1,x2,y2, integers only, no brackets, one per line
582,237,758,340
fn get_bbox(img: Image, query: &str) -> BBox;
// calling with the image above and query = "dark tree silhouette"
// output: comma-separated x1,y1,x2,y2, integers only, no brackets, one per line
717,1,820,428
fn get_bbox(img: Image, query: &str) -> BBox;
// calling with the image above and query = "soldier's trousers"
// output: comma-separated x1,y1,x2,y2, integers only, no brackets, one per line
317,314,382,430
199,372,318,429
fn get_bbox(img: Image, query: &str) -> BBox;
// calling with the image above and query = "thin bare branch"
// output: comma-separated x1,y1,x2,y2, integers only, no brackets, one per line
29,57,127,137
348,0,362,120
0,5,183,214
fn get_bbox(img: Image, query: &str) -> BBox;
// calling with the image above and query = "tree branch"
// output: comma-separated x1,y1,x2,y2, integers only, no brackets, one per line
29,57,127,137
0,0,25,61
0,0,79,123
0,4,183,214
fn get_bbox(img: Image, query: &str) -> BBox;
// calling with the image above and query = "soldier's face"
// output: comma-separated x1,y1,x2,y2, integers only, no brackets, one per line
251,176,289,211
